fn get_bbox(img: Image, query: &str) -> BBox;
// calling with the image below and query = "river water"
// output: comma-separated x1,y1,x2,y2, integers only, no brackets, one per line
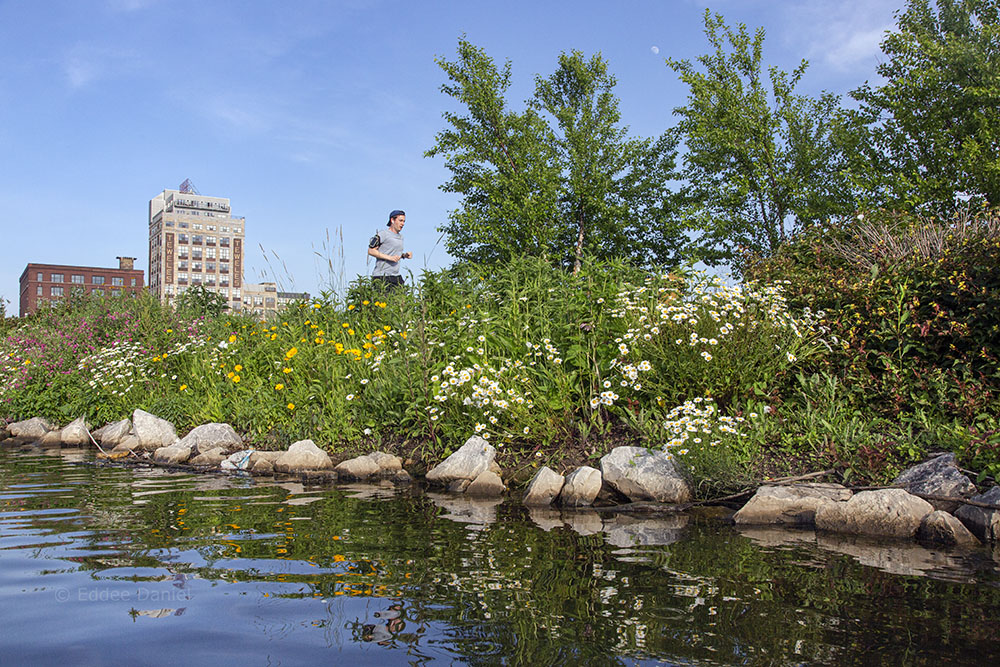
2,446,1000,665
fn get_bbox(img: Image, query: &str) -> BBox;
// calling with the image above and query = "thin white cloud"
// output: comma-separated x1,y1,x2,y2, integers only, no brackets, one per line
63,44,140,89
782,0,900,72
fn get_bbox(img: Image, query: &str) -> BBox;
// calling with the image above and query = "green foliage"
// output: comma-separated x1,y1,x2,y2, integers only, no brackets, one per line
849,0,1000,213
175,284,228,318
427,38,683,270
668,10,856,268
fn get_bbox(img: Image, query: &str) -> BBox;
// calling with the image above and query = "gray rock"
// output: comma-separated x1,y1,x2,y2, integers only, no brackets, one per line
448,479,471,494
153,443,193,465
221,449,256,471
132,409,178,451
8,417,53,440
178,423,242,455
273,439,333,473
734,484,852,526
251,458,274,475
558,466,602,507
368,451,403,473
255,450,284,463
815,488,934,538
0,425,9,441
466,470,506,497
426,436,496,486
37,429,64,448
918,510,981,547
115,434,140,452
391,469,412,485
99,419,132,447
336,455,380,480
60,417,90,446
600,446,692,503
523,467,565,506
189,447,227,467
954,486,1000,543
894,453,978,512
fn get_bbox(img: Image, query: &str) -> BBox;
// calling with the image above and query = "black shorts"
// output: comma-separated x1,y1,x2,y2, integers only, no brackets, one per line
373,275,404,289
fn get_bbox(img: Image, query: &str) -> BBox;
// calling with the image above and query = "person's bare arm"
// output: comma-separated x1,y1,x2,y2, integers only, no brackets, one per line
369,247,401,262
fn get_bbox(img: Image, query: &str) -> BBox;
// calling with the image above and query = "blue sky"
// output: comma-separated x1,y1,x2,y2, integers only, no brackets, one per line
0,0,904,309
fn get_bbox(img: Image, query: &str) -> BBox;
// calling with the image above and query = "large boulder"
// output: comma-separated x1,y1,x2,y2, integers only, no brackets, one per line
37,429,64,448
153,443,193,465
734,484,852,526
132,410,178,451
894,453,978,512
273,440,334,473
368,451,403,473
954,486,1000,543
465,470,506,497
918,510,981,547
220,449,257,471
8,417,53,440
523,467,565,507
815,489,934,539
177,423,242,455
600,446,692,503
425,436,496,486
98,419,132,447
189,447,227,467
558,466,602,507
60,417,91,446
335,455,380,480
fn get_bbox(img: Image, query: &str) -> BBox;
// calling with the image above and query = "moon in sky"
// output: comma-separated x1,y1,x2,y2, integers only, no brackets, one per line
651,46,660,55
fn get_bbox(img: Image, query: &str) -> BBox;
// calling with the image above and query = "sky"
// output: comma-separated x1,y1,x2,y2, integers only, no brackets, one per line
0,0,905,310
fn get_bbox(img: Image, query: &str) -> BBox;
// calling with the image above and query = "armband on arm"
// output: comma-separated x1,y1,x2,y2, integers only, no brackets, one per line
368,234,382,249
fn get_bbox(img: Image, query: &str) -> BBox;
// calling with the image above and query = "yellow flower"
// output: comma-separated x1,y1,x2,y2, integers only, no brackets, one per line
270,333,277,340
285,347,298,359
228,335,237,343
342,322,349,328
227,371,235,379
348,304,355,310
287,403,295,410
283,367,292,374
275,383,284,391
348,329,355,336
179,384,187,391
362,300,370,306
234,364,243,372
166,329,172,333
232,375,241,383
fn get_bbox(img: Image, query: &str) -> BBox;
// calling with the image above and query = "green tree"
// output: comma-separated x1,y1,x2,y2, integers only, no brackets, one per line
425,38,562,265
850,0,1000,213
668,11,855,267
175,284,227,318
427,39,683,270
534,50,682,273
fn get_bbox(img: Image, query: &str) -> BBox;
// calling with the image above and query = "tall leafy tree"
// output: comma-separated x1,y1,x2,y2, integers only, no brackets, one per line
533,51,682,272
428,40,683,270
426,39,561,265
668,11,855,266
850,0,1000,213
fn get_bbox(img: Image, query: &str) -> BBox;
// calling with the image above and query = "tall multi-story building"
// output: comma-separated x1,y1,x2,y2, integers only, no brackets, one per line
242,282,311,319
18,257,144,316
148,181,245,310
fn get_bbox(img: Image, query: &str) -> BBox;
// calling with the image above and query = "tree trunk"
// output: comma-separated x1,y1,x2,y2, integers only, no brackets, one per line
573,206,585,275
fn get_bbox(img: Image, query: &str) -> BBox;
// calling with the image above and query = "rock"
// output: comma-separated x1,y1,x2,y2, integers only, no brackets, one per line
177,423,242,455
255,451,284,463
251,458,274,474
894,453,978,512
815,489,934,539
562,508,604,535
448,479,471,494
466,470,506,497
600,446,693,503
153,443,193,465
99,419,132,447
391,469,412,485
273,440,333,473
734,484,853,526
425,436,496,486
60,417,90,446
0,425,9,441
528,507,565,532
523,467,565,506
189,447,227,467
8,417,53,440
132,410,178,451
817,533,970,577
368,451,403,473
918,510,981,547
336,455,380,480
35,429,63,447
954,486,1000,543
558,466,602,507
428,493,502,528
603,514,690,548
221,449,256,471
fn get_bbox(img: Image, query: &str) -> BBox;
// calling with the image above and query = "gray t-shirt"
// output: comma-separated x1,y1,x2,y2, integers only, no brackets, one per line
372,228,404,276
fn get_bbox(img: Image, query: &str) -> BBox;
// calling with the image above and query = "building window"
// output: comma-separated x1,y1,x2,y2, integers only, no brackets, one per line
194,224,202,230
92,276,105,285
92,288,104,296
71,274,84,284
37,272,43,281
111,289,121,297
51,273,64,282
165,220,174,227
36,285,42,296
192,235,203,245
112,277,124,286
179,222,189,229
220,248,230,260
131,278,137,287
207,247,216,259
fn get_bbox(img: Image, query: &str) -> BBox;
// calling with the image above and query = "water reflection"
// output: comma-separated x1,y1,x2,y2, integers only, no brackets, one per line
2,447,1000,664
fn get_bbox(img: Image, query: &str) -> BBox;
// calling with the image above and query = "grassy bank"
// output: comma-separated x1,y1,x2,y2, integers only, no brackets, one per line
3,222,999,497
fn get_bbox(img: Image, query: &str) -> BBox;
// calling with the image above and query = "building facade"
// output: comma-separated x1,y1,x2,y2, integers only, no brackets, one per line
148,186,245,310
241,282,310,319
18,257,144,316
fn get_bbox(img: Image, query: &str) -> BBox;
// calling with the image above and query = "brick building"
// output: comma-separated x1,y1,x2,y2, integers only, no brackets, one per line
19,257,145,316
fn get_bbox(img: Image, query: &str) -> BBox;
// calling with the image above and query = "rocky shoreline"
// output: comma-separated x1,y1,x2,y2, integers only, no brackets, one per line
3,411,999,552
